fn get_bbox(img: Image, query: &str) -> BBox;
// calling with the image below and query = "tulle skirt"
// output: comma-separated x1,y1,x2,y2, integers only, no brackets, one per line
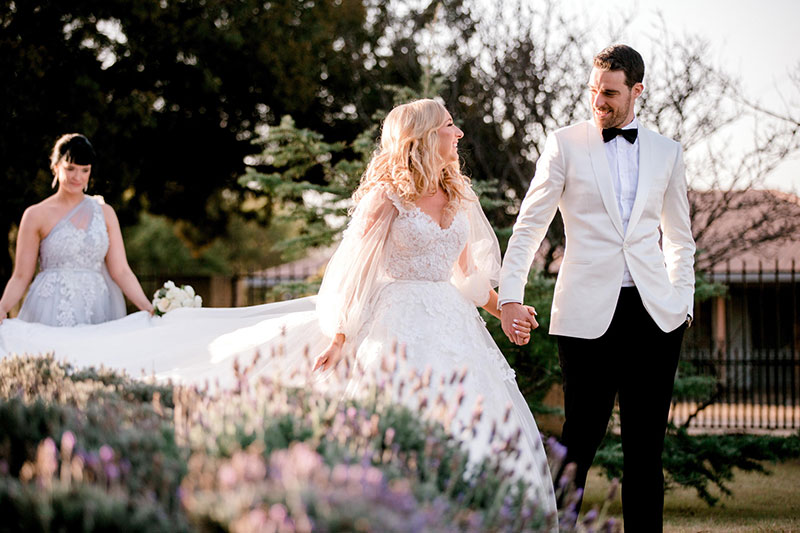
18,267,126,327
347,280,557,519
1,297,326,386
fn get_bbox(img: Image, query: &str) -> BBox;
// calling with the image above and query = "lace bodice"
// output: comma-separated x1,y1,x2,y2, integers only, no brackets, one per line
385,202,469,282
39,196,109,273
316,184,501,340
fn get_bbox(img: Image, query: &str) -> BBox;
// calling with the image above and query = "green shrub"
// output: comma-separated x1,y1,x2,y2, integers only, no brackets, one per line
0,355,186,518
594,427,800,506
0,469,190,532
481,270,561,413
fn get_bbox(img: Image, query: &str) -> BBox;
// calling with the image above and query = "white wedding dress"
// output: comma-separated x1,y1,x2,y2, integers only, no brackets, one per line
0,186,557,521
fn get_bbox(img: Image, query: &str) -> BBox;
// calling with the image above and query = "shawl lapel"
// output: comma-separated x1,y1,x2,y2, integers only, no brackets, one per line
586,121,625,239
625,127,654,238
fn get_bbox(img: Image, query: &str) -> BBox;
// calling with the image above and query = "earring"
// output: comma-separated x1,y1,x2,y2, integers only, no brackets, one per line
83,184,88,192
51,176,58,189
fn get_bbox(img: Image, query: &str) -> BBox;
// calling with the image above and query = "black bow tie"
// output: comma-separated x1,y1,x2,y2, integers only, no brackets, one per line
602,127,638,144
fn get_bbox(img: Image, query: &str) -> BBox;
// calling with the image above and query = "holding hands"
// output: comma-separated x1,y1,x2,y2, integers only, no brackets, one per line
501,302,539,345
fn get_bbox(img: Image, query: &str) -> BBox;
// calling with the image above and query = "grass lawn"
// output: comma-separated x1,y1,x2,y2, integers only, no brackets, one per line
582,459,800,532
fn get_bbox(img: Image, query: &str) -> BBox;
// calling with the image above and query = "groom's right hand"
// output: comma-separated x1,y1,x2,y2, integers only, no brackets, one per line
501,302,538,345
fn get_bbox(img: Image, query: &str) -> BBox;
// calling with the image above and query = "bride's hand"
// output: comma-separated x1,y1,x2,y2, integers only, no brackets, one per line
313,336,344,372
501,303,538,345
524,305,539,330
512,305,539,345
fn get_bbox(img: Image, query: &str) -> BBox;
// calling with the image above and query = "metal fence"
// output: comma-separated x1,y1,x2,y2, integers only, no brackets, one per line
138,266,319,309
671,260,799,431
233,266,320,307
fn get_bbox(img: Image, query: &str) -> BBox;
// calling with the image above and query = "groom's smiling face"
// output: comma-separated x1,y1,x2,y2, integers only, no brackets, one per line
588,68,643,129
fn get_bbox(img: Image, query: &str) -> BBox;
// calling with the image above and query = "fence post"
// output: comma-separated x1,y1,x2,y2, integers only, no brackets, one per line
793,259,798,429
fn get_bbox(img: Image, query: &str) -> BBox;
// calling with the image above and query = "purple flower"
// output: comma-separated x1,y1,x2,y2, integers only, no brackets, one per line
499,501,513,521
268,503,288,523
245,509,268,528
562,508,578,529
99,445,114,463
606,478,620,501
60,431,76,455
582,508,599,524
364,466,383,485
105,463,120,481
547,437,567,463
218,464,237,488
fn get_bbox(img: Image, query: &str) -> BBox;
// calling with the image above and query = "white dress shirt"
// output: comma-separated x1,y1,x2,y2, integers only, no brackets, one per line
605,117,640,287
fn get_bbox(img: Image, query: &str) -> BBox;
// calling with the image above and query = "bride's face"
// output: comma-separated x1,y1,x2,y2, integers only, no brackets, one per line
436,114,463,164
55,160,92,193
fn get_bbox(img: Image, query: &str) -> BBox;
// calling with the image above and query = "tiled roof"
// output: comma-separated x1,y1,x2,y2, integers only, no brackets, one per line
691,189,800,272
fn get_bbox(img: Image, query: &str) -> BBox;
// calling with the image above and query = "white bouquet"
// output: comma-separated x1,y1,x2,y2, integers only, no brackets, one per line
152,280,202,316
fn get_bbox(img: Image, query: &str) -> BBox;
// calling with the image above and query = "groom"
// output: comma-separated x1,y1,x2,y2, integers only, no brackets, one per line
498,44,695,531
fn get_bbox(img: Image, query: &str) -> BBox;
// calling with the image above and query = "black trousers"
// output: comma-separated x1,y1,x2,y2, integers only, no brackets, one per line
556,287,685,533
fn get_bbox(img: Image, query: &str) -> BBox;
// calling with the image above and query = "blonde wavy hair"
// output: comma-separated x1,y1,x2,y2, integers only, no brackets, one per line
353,99,475,211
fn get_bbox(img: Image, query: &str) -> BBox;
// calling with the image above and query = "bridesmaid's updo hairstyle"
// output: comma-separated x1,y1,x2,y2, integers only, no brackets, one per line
50,133,95,173
355,99,475,211
49,133,96,188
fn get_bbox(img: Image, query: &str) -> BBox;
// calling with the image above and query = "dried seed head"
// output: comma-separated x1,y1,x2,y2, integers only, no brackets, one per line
503,403,512,424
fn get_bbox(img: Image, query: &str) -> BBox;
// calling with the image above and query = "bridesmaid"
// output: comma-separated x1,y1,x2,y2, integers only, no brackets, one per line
0,133,152,326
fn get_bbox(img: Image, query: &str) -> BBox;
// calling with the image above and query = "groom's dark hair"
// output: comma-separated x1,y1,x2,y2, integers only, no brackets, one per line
593,44,644,88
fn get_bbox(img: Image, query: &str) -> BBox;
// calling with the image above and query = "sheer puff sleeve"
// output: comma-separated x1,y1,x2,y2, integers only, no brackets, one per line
316,186,397,343
451,198,502,307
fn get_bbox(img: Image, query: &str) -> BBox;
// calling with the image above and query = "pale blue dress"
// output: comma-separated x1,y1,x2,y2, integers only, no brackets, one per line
17,196,126,326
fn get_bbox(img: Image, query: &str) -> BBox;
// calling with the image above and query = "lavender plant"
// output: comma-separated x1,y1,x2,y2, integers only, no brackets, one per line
0,350,621,532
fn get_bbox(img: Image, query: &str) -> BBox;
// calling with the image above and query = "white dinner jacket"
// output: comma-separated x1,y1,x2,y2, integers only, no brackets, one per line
498,120,695,339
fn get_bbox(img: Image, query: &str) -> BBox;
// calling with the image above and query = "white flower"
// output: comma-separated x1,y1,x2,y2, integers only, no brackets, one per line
156,298,172,314
166,287,182,301
153,280,201,315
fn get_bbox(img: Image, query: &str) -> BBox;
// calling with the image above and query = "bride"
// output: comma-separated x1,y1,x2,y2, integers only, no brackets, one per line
311,99,557,519
0,100,557,521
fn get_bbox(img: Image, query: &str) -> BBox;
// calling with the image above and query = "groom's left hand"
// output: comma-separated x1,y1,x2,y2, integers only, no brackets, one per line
501,302,538,345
